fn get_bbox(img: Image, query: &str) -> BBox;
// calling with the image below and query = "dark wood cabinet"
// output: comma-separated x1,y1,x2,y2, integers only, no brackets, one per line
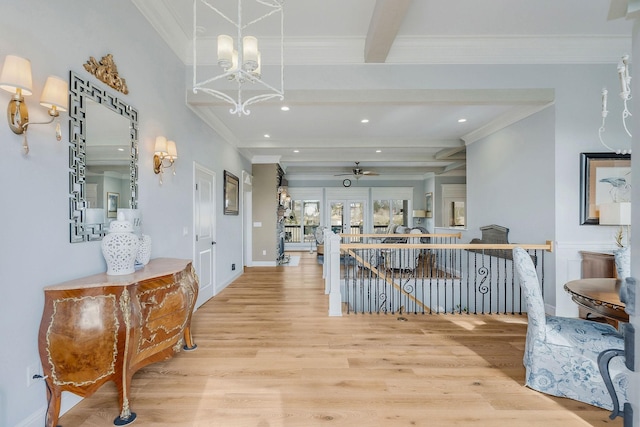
579,251,617,327
580,251,616,279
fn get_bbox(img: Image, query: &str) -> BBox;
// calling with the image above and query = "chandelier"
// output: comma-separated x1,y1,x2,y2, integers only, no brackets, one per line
192,0,284,116
599,54,632,154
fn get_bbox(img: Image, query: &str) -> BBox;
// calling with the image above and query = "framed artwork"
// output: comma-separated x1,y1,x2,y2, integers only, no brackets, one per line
107,192,119,218
425,192,433,218
224,170,239,215
580,152,631,225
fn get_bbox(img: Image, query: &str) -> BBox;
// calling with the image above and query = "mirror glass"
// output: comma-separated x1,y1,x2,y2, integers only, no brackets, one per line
69,71,138,243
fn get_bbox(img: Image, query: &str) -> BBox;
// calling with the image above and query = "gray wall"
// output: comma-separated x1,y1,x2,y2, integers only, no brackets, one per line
252,164,278,262
0,2,249,426
467,107,556,304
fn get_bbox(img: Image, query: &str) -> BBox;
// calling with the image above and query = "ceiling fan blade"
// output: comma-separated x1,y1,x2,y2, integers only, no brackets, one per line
362,171,379,176
334,172,355,176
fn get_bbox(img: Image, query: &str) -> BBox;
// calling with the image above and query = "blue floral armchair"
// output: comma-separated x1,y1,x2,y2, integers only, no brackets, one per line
512,247,628,411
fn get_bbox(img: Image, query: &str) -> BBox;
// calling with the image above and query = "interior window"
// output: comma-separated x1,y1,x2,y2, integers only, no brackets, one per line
284,199,320,243
373,199,407,232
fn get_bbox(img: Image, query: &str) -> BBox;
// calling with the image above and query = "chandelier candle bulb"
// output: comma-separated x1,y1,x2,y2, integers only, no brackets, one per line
253,52,261,78
231,50,239,74
601,88,608,116
618,55,630,99
242,36,259,71
217,35,233,68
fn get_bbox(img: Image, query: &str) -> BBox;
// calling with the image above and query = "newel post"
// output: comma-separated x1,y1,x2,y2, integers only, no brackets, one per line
328,233,342,316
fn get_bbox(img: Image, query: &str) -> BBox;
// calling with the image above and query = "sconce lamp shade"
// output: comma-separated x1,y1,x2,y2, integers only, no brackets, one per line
166,140,178,160
599,202,631,225
0,55,33,95
412,210,427,218
153,136,177,182
154,136,168,156
40,76,68,112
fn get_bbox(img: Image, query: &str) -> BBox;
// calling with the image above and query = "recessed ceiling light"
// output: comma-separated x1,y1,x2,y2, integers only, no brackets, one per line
293,150,299,153
361,119,369,123
264,134,270,138
281,106,290,111
376,150,381,153
458,118,467,123
117,148,125,151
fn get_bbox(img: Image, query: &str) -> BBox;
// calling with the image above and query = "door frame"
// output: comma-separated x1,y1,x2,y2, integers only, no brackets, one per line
242,170,253,268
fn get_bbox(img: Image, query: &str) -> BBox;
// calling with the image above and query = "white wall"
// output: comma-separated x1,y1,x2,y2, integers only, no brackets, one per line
0,2,248,426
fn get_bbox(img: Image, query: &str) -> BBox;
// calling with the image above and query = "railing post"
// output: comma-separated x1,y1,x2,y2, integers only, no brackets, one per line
328,233,342,316
323,228,331,291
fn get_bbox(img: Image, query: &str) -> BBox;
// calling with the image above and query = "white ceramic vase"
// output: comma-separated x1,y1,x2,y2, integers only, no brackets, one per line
136,234,152,266
101,212,140,275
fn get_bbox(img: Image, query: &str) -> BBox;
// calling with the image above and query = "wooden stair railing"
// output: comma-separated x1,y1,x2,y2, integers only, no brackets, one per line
341,248,431,313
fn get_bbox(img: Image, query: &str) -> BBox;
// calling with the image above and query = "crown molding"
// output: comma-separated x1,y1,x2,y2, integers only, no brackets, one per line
462,102,555,145
386,35,632,65
132,0,190,62
252,155,283,164
131,3,633,67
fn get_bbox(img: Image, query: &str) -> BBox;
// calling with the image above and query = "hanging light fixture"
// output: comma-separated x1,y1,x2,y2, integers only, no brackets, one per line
599,54,632,154
192,0,284,116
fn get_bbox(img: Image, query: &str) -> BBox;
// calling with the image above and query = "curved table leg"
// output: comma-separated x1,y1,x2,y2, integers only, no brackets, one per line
597,348,625,420
183,325,198,351
45,380,62,427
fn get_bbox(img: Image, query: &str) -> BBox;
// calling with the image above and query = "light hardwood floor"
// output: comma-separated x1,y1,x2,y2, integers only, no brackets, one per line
59,252,621,427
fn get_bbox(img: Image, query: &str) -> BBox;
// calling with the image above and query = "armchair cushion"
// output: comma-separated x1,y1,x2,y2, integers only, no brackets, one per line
526,315,628,410
513,247,628,411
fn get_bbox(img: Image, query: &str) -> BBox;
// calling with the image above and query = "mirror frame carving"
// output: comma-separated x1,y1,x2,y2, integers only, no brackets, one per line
69,71,139,243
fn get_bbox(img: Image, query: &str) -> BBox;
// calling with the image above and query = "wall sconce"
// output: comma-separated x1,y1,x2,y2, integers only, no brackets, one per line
0,55,68,154
412,209,427,224
153,136,178,184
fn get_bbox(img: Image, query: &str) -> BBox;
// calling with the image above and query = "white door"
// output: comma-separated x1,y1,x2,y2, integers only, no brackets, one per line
328,200,366,237
194,164,216,308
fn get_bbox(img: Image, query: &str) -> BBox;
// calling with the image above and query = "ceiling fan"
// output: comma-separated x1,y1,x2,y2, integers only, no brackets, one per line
334,162,379,178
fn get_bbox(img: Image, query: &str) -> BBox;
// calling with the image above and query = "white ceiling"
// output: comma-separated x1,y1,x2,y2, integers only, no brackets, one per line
132,0,633,181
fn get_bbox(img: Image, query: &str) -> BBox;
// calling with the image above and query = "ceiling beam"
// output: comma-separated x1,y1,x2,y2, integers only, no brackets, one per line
435,147,466,161
364,0,412,63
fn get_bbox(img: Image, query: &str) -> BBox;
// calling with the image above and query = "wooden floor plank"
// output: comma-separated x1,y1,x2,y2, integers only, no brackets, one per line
58,252,621,427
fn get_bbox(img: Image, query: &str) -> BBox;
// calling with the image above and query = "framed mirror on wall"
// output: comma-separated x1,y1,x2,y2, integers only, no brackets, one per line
68,71,139,243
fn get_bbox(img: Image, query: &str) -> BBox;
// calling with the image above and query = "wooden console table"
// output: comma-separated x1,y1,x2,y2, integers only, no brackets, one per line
38,258,199,427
